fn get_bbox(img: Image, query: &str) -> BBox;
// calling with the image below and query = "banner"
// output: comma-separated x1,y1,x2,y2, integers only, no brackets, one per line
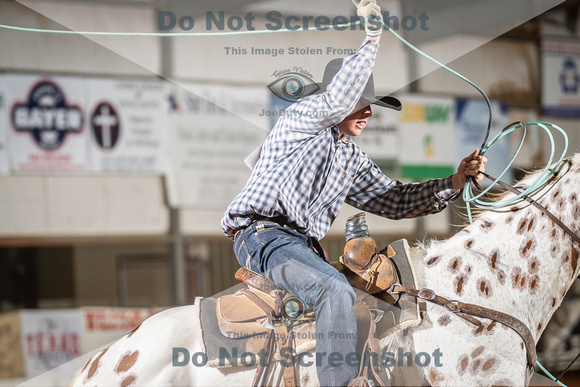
20,309,83,378
397,95,456,179
6,74,88,173
0,75,9,174
542,39,580,117
87,78,165,173
80,307,160,353
164,83,269,206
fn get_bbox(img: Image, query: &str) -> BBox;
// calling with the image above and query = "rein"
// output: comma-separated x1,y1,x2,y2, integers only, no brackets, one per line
477,161,580,247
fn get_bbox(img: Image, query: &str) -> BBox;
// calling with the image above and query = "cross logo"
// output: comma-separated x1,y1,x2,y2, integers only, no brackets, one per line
91,102,120,149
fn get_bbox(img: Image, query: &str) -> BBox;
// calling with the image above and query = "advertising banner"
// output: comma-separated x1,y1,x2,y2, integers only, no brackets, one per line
87,78,165,173
542,39,580,117
19,309,83,378
164,83,269,206
397,95,456,179
6,74,88,173
80,307,160,353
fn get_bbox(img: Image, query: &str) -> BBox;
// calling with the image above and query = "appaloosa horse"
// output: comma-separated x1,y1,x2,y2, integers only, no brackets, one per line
71,154,580,386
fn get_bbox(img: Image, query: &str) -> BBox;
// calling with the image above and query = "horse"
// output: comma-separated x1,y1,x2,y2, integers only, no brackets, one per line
70,153,580,386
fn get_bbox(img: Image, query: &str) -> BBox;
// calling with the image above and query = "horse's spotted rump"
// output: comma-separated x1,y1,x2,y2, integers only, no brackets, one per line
116,351,139,373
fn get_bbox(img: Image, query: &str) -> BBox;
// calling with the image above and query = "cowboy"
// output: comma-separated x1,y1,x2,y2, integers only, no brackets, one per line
221,1,487,385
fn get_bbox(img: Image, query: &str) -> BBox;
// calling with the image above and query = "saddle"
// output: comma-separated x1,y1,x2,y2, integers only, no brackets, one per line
215,213,404,387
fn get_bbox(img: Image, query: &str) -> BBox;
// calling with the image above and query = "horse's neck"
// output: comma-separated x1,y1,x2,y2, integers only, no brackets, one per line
413,193,579,342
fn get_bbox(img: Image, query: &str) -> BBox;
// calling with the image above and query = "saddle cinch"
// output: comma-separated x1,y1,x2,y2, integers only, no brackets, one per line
216,213,407,387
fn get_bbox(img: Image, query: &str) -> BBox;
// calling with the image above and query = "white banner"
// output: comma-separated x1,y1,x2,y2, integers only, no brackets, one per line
6,74,88,173
397,95,456,179
20,309,83,377
542,39,580,117
87,78,165,173
80,307,159,353
0,75,9,174
164,83,269,206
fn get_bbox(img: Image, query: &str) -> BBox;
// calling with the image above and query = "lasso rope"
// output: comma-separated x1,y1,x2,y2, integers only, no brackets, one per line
1,14,571,387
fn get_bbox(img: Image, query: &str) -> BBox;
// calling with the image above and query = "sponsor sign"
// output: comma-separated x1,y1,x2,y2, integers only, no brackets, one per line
164,83,269,206
542,39,580,117
87,79,165,173
20,309,82,377
397,95,456,179
6,74,88,172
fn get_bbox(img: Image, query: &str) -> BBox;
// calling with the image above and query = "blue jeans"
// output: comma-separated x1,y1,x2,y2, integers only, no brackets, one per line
233,221,357,387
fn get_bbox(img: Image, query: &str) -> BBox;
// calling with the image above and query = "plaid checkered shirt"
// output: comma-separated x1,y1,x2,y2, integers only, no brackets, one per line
222,39,458,240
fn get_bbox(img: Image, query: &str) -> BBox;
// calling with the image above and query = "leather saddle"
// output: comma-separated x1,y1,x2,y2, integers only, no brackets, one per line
214,213,404,386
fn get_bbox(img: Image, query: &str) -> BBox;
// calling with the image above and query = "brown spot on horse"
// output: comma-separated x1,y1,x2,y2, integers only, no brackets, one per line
116,351,139,373
482,358,497,372
456,276,465,295
478,279,492,297
490,251,499,269
448,257,462,273
427,256,440,266
517,219,527,234
466,239,474,248
87,348,108,380
471,346,485,358
438,315,451,326
521,240,533,256
121,375,136,387
571,246,579,275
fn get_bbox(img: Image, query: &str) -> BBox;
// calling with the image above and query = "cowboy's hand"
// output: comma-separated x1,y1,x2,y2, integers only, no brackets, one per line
353,0,383,36
451,149,488,191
